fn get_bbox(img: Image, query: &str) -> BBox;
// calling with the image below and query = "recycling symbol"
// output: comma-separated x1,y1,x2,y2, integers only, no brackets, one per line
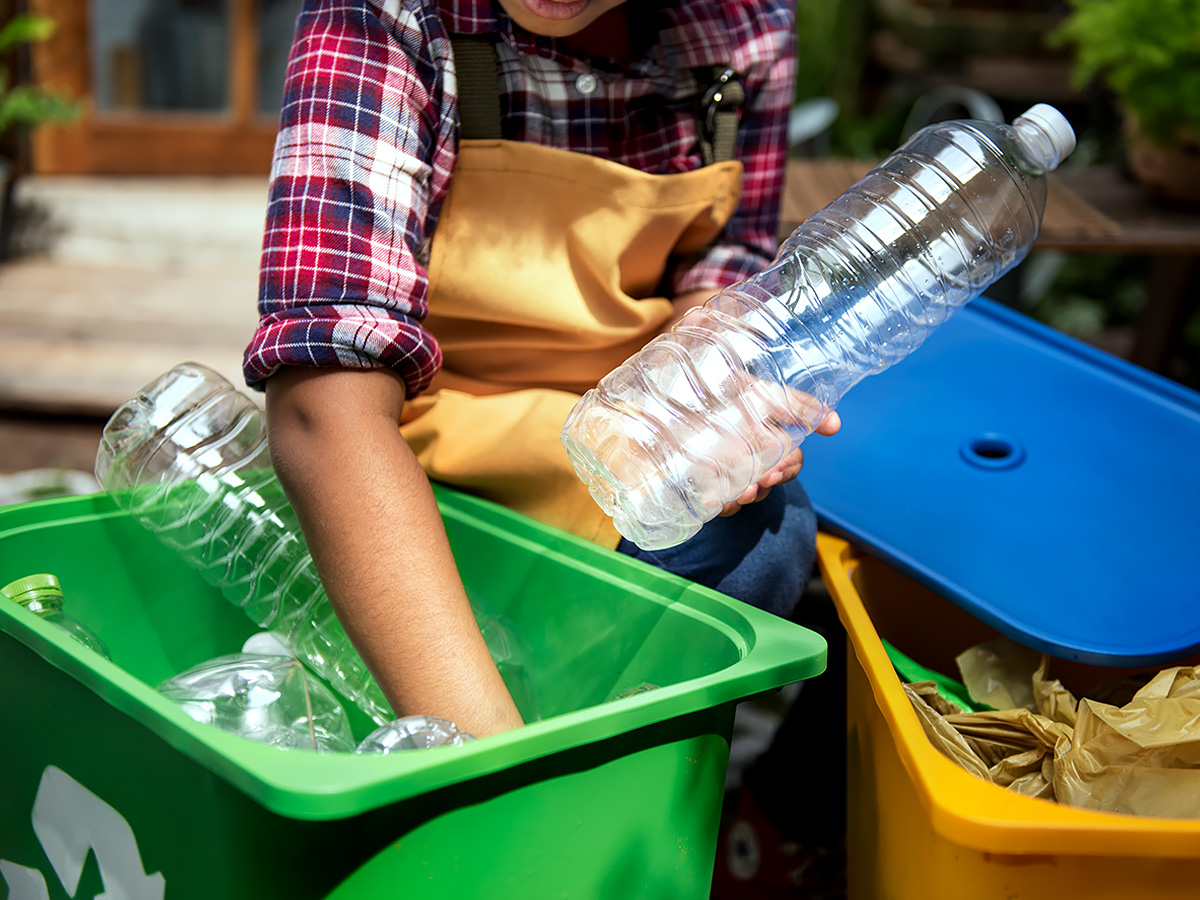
1,766,164,900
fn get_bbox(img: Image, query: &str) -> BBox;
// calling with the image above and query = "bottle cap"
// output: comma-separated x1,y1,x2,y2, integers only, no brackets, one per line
1017,104,1076,164
242,631,295,657
1,573,64,606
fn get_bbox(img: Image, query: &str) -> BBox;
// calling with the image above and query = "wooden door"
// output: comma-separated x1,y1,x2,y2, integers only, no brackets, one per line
28,0,301,174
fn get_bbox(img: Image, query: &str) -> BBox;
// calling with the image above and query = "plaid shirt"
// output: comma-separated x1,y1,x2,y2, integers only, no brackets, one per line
244,0,797,396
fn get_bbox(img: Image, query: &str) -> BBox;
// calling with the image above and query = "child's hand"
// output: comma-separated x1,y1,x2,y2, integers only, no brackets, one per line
718,410,841,517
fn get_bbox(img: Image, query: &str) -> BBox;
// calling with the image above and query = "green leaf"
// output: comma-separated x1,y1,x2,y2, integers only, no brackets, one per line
1050,0,1200,148
0,13,56,58
0,85,79,138
0,12,80,140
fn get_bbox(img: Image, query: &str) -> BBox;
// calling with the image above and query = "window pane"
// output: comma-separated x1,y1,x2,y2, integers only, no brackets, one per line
258,0,303,116
90,0,230,113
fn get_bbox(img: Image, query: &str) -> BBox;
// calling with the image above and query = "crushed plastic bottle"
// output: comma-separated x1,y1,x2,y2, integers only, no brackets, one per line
95,363,395,725
2,573,111,659
158,653,356,753
562,104,1076,550
355,715,475,754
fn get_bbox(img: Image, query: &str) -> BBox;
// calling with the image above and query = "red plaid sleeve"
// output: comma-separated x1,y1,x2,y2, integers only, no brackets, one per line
243,1,454,397
670,1,797,296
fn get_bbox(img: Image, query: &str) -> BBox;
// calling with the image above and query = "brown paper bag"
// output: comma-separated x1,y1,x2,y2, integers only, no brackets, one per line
1055,667,1200,817
904,682,991,781
903,641,1200,816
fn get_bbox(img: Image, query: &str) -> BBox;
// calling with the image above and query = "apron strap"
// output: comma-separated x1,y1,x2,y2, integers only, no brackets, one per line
450,36,502,140
698,66,745,167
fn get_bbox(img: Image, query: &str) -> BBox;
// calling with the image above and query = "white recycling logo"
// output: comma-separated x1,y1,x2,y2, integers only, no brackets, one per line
1,766,165,900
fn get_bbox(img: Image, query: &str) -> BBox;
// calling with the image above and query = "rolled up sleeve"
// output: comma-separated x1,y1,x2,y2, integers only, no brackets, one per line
244,0,455,398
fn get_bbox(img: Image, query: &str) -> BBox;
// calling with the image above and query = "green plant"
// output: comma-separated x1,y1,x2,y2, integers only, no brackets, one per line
792,0,910,159
1050,0,1200,150
0,13,79,143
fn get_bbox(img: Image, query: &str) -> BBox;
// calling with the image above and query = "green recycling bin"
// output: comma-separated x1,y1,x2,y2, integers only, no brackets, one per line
0,486,825,899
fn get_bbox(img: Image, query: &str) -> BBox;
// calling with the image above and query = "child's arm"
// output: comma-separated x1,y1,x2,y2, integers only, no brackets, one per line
265,365,524,738
242,7,521,735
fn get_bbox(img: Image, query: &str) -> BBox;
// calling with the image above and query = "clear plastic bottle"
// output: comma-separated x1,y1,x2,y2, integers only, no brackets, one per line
158,653,356,753
562,104,1076,550
354,715,475,755
94,362,394,724
607,681,660,703
2,573,111,659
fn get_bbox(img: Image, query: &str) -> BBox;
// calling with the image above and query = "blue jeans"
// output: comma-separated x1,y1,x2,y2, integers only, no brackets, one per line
616,479,818,618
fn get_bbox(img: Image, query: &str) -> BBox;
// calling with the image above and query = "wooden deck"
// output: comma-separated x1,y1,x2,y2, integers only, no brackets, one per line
0,176,266,476
0,176,264,418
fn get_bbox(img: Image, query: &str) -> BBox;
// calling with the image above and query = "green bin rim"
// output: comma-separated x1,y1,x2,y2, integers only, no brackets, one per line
0,488,826,820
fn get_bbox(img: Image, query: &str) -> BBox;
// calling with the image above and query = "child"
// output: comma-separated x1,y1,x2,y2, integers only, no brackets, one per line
244,0,839,741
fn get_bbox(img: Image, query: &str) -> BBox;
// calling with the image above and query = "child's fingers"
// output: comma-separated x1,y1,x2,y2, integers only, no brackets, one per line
815,410,841,437
769,448,804,485
760,384,841,438
717,447,805,517
719,488,757,517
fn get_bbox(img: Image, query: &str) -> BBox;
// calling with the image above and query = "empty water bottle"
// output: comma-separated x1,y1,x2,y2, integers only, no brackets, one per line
562,104,1076,550
355,715,475,754
158,653,355,753
2,573,111,659
94,362,394,724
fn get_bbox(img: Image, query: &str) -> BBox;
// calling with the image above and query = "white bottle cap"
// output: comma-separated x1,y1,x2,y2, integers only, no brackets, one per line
1017,104,1076,164
242,631,295,657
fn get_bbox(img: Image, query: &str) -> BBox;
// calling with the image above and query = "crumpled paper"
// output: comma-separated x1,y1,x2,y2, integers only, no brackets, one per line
955,635,1043,712
904,642,1200,817
1056,668,1200,817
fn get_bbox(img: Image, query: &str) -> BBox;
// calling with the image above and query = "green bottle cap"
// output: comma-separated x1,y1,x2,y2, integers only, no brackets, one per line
1,573,64,607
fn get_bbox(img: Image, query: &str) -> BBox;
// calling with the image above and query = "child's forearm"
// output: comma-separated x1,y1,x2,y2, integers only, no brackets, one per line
265,366,524,738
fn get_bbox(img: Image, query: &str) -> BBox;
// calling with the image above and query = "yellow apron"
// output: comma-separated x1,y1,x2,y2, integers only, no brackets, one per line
400,135,742,548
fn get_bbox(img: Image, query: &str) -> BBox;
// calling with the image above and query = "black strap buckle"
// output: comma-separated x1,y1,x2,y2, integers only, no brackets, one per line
698,66,744,166
701,67,743,138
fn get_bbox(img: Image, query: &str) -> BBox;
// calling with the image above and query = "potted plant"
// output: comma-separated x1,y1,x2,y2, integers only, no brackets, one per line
0,12,79,256
1051,0,1200,204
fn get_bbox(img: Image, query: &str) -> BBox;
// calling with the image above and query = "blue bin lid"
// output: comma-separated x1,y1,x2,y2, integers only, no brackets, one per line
801,298,1200,667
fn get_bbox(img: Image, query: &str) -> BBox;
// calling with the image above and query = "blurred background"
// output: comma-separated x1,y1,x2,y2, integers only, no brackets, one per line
0,0,1198,502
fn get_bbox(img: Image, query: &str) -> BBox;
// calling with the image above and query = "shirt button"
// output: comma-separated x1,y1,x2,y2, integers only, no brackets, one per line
574,73,598,96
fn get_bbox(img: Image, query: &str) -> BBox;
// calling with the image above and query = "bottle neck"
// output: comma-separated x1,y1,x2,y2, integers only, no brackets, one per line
1013,118,1063,174
13,589,64,615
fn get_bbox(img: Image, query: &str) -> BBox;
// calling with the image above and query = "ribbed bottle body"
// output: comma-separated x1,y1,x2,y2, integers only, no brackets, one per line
96,363,393,724
767,120,1044,390
563,113,1065,551
158,653,358,753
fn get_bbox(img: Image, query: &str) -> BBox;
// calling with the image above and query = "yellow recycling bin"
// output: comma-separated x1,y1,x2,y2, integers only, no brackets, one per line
816,532,1200,900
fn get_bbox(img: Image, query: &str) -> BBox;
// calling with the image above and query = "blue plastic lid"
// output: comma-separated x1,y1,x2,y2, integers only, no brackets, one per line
801,298,1200,667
